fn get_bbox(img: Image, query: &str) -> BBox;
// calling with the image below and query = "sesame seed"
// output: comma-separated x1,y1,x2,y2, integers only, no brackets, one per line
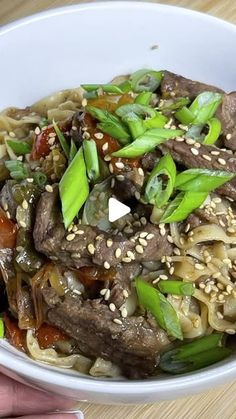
53,154,60,162
226,329,236,335
210,150,220,156
160,274,168,280
218,158,226,165
227,227,235,233
94,132,104,140
82,131,90,140
218,294,225,301
73,289,82,296
104,154,111,161
2,202,8,211
26,178,34,183
100,288,107,296
174,247,181,255
16,246,24,252
115,161,125,169
111,178,115,188
217,282,224,290
169,266,174,275
226,285,233,294
205,256,212,263
116,174,125,181
186,138,195,145
190,147,199,155
138,167,144,176
22,199,28,210
109,163,114,173
109,303,116,312
9,131,16,138
87,243,95,255
66,233,75,241
82,98,88,107
146,233,154,240
115,248,122,259
102,142,108,151
104,261,110,270
139,238,148,247
160,228,166,237
185,223,190,233
199,283,206,289
113,318,122,325
213,197,222,204
122,257,132,263
106,239,113,248
123,290,129,298
76,229,84,235
104,289,111,300
48,137,55,145
6,211,11,219
166,256,172,262
135,245,144,254
19,220,27,228
121,308,128,318
205,285,212,294
176,137,185,142
152,278,160,284
194,142,201,148
216,311,223,319
127,250,135,260
45,184,53,193
202,154,212,161
133,221,141,228
140,217,147,226
179,237,185,245
195,263,205,270
226,133,232,140
134,191,141,200
35,127,40,135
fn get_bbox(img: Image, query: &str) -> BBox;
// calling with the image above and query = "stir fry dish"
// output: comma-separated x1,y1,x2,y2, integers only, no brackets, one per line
0,69,235,379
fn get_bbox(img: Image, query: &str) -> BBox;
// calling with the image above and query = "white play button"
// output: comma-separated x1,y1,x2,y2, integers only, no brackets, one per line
108,198,131,222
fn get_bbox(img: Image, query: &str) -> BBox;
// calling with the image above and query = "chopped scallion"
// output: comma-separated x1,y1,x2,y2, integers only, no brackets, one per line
160,191,208,223
175,168,235,193
53,120,70,159
6,139,31,155
83,139,100,181
130,69,163,92
158,280,194,296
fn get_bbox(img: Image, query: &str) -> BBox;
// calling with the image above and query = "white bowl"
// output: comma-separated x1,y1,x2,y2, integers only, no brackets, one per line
0,1,236,404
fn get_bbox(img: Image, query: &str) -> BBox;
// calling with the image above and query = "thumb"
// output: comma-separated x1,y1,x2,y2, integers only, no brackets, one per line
14,413,83,419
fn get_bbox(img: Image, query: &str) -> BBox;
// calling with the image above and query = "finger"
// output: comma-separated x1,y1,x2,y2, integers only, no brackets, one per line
0,374,77,417
13,414,82,419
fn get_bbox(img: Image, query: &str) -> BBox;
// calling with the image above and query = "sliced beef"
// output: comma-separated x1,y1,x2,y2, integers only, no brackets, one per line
109,263,141,308
186,208,226,231
113,167,144,202
43,289,170,378
161,71,224,100
217,92,236,151
141,151,161,171
33,189,173,269
158,139,236,200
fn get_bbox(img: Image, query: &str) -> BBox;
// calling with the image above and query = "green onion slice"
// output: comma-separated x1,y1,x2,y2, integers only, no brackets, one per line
86,106,130,144
203,117,222,145
69,140,77,163
135,277,183,340
135,91,152,105
112,128,183,158
175,106,195,125
130,69,163,92
59,147,89,228
158,280,194,296
159,333,231,374
145,153,176,208
33,172,47,187
81,82,131,94
189,91,223,125
159,97,190,112
6,139,31,155
116,104,156,119
53,120,70,159
160,191,208,223
0,318,4,338
122,112,146,139
5,160,29,180
175,168,235,193
83,139,100,181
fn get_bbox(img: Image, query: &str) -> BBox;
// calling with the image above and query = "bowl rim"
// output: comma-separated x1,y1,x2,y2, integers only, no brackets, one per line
0,0,236,395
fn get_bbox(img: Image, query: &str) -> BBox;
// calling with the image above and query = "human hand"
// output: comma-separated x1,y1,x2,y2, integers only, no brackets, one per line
0,373,83,418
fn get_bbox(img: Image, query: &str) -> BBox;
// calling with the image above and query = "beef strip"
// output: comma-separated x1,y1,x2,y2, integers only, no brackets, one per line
158,139,236,199
141,151,161,171
42,289,170,378
186,208,226,230
33,189,173,269
113,167,144,202
216,92,236,151
161,71,224,100
109,263,141,308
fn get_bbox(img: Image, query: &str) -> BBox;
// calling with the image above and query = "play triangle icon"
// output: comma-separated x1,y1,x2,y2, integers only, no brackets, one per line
108,198,131,222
